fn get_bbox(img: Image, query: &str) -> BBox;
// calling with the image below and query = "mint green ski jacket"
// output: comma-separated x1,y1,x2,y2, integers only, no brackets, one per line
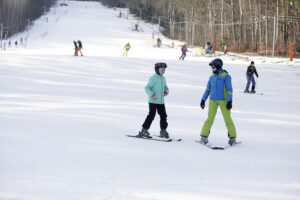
145,74,169,104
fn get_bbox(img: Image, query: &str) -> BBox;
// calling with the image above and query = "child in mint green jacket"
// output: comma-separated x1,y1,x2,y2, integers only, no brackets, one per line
138,63,169,138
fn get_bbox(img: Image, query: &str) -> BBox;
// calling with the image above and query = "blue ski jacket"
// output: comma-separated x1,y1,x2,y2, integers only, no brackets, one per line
202,70,233,102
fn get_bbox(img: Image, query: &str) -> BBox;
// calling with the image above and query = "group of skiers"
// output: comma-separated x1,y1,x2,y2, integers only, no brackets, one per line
137,58,259,145
2,37,27,51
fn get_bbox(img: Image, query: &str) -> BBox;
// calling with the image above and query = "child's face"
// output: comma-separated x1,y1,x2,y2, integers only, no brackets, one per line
211,66,217,73
159,68,166,75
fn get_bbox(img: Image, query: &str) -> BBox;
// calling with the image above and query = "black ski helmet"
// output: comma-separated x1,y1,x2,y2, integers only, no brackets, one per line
209,58,223,69
251,61,255,65
155,62,167,74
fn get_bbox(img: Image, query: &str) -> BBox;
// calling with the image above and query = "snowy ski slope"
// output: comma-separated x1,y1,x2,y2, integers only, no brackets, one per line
0,1,300,200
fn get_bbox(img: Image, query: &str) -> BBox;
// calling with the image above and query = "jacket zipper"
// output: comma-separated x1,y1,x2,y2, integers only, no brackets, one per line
161,76,163,103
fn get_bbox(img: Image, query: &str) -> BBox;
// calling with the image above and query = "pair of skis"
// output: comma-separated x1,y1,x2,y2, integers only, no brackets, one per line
126,134,241,150
126,134,181,142
195,140,242,150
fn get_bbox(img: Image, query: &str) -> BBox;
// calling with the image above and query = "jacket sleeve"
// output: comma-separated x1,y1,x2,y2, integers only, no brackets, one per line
202,77,211,101
225,74,233,101
164,78,169,94
145,76,155,96
254,67,259,77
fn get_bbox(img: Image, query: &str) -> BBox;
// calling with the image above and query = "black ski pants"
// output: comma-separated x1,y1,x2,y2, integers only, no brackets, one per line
142,103,168,130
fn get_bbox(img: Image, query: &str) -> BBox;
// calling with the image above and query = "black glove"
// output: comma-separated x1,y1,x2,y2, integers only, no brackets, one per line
226,101,232,110
200,100,205,109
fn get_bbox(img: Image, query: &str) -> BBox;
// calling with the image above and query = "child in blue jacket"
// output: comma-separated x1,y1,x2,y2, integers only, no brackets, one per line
200,58,237,145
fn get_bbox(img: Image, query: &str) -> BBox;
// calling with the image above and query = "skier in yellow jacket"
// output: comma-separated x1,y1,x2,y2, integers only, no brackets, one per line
123,43,131,57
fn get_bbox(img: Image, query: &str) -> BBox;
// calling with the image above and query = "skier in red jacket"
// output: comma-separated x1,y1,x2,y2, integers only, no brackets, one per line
179,44,188,60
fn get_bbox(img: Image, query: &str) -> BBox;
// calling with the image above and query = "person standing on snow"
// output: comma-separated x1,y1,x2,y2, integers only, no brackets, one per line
123,43,131,57
179,44,188,60
77,40,83,56
244,61,259,93
138,63,170,139
73,41,78,56
199,58,237,146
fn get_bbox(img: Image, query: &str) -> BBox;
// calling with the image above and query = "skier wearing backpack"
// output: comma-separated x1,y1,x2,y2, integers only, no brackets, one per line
199,58,237,145
138,62,169,139
244,61,259,93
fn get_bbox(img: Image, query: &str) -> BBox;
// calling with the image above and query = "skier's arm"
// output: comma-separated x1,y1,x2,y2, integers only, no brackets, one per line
225,75,233,101
145,77,155,96
164,78,169,94
254,68,259,77
201,78,211,101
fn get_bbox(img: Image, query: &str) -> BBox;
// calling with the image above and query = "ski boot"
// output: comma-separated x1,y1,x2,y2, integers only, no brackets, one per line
137,128,152,138
251,86,256,93
244,89,250,93
160,129,169,139
228,137,237,146
200,136,209,144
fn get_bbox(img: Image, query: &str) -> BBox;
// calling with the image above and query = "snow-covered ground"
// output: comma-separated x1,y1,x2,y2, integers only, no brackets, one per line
0,1,300,200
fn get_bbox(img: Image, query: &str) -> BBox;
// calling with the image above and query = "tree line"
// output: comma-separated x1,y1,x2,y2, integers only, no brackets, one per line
1,0,299,55
101,0,300,55
0,0,57,39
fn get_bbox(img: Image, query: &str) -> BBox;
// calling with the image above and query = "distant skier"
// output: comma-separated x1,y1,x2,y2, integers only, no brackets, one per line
123,43,131,57
73,41,78,56
77,40,83,56
244,61,259,93
157,38,162,48
179,44,188,60
199,58,237,146
205,42,212,54
15,41,18,47
138,62,169,139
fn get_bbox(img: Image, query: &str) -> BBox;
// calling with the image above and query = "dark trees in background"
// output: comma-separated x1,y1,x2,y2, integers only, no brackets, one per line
1,0,298,55
0,0,57,39
103,0,299,55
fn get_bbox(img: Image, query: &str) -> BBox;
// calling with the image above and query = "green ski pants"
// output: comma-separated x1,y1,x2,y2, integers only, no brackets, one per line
201,100,237,138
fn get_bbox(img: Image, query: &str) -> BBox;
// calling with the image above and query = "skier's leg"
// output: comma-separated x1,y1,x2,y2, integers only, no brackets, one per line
201,100,218,137
157,104,169,138
245,75,251,91
219,100,237,138
142,103,157,130
252,76,256,87
157,104,168,130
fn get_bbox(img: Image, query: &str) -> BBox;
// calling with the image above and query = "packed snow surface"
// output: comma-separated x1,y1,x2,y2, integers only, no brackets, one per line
0,1,300,200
